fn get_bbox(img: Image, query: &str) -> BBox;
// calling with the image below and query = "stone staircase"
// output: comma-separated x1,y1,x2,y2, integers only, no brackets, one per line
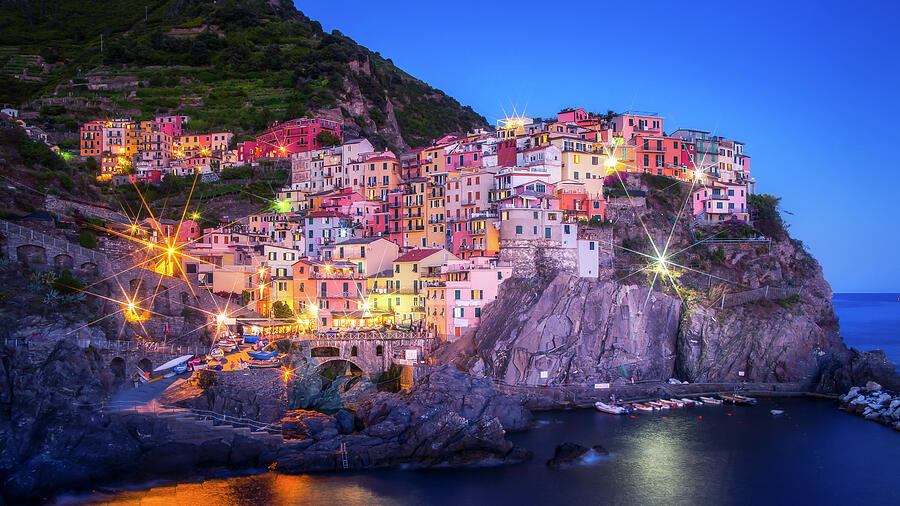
155,406,286,445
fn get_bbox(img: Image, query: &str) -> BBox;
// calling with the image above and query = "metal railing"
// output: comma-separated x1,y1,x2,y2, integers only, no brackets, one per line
720,285,802,308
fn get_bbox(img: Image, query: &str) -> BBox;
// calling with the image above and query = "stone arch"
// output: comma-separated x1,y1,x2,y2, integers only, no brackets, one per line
311,346,340,358
17,244,46,264
129,278,146,300
110,357,126,378
316,357,367,376
137,358,152,373
154,285,171,314
53,253,74,271
78,262,98,277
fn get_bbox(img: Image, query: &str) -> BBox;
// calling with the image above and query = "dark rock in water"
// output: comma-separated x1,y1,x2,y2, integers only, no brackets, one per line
334,408,355,435
592,444,610,456
546,442,610,468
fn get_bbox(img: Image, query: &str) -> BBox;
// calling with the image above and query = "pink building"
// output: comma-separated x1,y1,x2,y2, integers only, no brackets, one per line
557,108,588,123
445,171,494,223
692,182,749,223
611,112,663,142
154,115,189,138
425,257,512,341
253,117,342,159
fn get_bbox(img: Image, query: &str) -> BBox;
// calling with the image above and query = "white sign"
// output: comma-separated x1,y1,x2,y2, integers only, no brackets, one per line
540,371,548,379
738,371,745,377
594,383,610,389
404,349,418,361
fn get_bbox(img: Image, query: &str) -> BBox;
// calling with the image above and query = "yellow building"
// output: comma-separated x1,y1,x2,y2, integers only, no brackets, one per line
402,177,427,248
425,172,450,248
365,248,457,325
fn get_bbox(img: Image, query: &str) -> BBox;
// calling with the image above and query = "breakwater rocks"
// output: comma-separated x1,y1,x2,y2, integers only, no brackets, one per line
839,382,900,431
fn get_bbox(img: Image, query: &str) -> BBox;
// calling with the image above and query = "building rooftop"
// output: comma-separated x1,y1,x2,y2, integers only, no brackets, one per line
395,248,445,263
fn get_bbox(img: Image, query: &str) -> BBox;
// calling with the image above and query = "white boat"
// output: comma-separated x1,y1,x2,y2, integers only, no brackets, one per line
153,354,193,372
700,396,723,405
678,398,696,406
770,409,784,415
595,401,627,415
631,403,654,412
668,398,686,408
209,348,225,359
654,400,672,409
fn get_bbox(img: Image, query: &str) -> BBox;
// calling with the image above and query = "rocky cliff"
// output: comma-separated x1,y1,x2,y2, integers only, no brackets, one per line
455,174,899,393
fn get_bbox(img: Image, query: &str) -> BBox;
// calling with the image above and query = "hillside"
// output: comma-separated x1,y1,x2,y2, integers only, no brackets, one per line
0,0,488,149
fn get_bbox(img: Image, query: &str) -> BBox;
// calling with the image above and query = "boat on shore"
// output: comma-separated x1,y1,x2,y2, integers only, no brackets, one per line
667,398,686,407
594,402,628,415
699,396,723,404
770,409,785,415
248,358,282,369
247,349,279,360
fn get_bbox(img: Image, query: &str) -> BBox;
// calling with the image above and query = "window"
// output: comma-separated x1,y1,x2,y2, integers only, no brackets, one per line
545,227,551,238
515,225,523,234
453,307,464,318
643,154,649,166
574,155,580,164
564,225,571,234
574,171,579,179
475,307,481,318
395,264,400,273
592,156,598,165
455,290,461,300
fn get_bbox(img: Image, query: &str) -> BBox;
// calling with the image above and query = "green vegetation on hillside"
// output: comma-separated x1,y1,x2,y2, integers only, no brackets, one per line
0,0,488,148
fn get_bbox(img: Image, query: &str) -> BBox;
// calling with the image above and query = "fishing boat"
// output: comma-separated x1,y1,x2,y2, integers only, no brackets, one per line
720,393,755,405
247,349,279,360
209,348,225,359
173,363,188,374
668,398,686,408
217,339,238,352
657,399,676,408
770,409,784,415
699,396,723,405
632,403,654,412
594,402,627,415
647,401,665,409
682,398,701,406
735,394,757,404
248,358,281,369
242,335,260,344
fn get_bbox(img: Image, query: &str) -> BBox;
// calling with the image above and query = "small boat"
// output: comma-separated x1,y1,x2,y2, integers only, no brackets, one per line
247,349,279,360
700,396,723,405
659,399,677,408
720,393,755,405
646,401,664,409
734,394,757,404
217,341,237,352
632,403,654,412
595,401,627,415
242,335,260,344
668,398,686,407
770,409,784,415
248,358,281,369
173,363,188,374
209,348,225,359
682,398,701,406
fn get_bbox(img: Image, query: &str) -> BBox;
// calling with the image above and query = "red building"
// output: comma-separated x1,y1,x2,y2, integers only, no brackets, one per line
250,117,342,160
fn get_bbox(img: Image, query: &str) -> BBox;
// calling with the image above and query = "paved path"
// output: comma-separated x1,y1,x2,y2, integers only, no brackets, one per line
110,376,183,408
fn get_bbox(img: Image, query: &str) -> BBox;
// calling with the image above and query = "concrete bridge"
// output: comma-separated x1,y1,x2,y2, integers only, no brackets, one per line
291,332,438,376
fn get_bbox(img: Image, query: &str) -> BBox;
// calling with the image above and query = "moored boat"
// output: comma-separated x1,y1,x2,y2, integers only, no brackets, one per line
632,403,654,412
770,409,784,415
682,398,701,405
646,401,664,409
668,398,686,408
595,401,627,415
735,394,757,404
699,396,723,405
173,363,188,374
209,348,225,359
657,399,675,408
720,393,755,405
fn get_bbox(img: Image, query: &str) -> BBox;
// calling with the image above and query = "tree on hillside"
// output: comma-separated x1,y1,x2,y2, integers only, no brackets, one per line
316,130,341,147
272,301,294,318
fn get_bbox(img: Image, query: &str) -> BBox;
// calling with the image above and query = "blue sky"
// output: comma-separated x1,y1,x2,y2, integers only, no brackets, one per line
297,0,900,292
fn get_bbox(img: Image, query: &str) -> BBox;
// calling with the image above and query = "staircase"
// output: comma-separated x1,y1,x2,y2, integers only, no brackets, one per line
155,406,287,445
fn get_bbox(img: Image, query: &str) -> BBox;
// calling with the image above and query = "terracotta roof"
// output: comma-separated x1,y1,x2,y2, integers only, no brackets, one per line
394,248,445,263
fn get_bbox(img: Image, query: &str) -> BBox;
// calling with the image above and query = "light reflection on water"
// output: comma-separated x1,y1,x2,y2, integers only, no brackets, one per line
69,398,900,505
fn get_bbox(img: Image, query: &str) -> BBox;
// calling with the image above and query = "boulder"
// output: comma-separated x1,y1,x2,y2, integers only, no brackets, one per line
866,381,883,392
280,410,338,441
546,442,609,468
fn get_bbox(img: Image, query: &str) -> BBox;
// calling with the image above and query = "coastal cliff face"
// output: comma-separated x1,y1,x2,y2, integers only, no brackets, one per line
456,176,898,393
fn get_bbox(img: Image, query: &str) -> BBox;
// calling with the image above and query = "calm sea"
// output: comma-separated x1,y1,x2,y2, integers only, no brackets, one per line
833,293,900,367
61,293,900,505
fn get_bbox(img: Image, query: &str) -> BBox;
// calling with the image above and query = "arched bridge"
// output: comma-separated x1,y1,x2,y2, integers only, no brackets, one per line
292,332,437,376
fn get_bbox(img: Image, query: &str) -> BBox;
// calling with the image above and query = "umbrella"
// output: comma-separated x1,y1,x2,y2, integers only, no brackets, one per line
153,354,194,372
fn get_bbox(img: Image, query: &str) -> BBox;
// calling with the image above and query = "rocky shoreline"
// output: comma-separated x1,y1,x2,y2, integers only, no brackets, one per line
838,381,900,430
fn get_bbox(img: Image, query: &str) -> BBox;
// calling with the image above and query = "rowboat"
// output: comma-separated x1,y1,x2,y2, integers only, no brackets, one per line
682,398,701,406
668,398,686,408
735,394,757,404
242,335,260,344
209,348,225,359
699,396,723,405
720,393,755,405
248,358,281,369
247,349,278,360
657,399,676,408
217,340,238,352
632,403,654,412
595,401,627,415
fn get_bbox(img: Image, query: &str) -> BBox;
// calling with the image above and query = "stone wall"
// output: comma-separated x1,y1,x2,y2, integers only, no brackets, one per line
499,238,577,278
44,195,129,223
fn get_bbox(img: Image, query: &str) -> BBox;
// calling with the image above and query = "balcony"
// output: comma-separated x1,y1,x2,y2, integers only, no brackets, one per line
308,272,358,280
